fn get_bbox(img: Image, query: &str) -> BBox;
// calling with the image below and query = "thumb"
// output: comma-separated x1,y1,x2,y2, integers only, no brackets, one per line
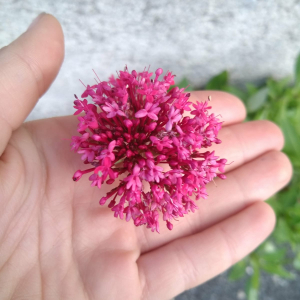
0,13,64,155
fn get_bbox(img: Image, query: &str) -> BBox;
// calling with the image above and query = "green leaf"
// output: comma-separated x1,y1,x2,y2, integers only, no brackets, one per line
267,197,283,215
246,83,259,95
260,246,286,264
224,85,247,102
260,263,295,279
175,78,194,91
276,185,299,209
273,219,291,243
279,118,299,155
295,53,300,86
246,87,269,113
205,71,228,90
293,251,300,270
246,259,260,300
169,78,194,92
229,260,246,281
287,205,300,218
267,77,292,100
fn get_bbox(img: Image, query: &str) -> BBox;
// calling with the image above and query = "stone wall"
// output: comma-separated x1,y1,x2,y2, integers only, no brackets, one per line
1,0,300,120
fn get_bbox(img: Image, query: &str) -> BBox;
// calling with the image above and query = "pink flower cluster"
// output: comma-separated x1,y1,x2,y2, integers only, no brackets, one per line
71,67,227,233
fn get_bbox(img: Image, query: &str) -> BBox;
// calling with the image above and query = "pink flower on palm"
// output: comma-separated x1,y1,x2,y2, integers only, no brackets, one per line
71,67,226,232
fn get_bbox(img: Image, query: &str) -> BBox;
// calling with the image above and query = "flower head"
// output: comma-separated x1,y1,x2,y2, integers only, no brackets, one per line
71,66,226,232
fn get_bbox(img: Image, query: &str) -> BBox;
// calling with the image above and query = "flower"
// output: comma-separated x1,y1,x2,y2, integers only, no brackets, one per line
124,164,142,191
97,140,116,161
102,101,126,118
150,136,173,151
70,132,89,151
166,106,182,132
135,102,161,120
71,66,227,232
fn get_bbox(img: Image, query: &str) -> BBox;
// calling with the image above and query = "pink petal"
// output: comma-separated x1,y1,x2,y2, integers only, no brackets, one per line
117,110,126,117
136,177,142,189
145,102,152,111
166,120,172,132
135,109,148,118
111,101,119,109
146,95,153,102
152,107,161,114
126,210,132,222
147,113,158,120
106,111,116,118
150,136,158,143
125,177,134,189
132,164,141,175
108,140,116,152
169,106,175,117
173,114,182,123
102,106,112,112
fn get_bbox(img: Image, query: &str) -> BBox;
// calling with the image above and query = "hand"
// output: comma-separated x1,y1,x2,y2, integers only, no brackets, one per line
0,14,292,300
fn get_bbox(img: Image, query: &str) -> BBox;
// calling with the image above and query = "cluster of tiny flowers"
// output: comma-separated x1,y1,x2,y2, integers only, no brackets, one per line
71,67,227,233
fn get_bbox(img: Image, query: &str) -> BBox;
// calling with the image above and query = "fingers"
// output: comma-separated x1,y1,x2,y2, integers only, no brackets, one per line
188,90,247,126
210,119,285,173
137,150,292,253
0,13,64,155
137,118,287,252
179,150,292,237
137,201,275,300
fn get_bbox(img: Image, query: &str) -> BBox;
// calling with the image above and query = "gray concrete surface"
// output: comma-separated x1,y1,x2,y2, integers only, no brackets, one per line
176,269,300,300
1,1,300,299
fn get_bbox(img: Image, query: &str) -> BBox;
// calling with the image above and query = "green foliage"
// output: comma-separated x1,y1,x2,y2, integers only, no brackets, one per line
246,87,269,113
294,251,300,270
246,258,260,300
205,71,229,90
169,77,194,92
295,54,300,86
229,259,247,281
175,52,300,299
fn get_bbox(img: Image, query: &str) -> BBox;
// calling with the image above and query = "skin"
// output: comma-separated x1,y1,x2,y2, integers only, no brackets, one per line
0,13,293,300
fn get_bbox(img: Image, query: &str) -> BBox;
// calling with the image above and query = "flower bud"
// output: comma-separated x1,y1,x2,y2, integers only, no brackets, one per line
145,151,153,159
155,68,163,76
99,197,108,205
73,170,83,181
92,134,102,141
132,70,137,77
166,220,173,230
124,119,133,130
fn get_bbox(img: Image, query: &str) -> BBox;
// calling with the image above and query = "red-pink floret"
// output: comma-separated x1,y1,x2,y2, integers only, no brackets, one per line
71,67,227,233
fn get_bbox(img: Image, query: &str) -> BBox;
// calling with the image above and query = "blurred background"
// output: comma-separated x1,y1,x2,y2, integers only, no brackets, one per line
0,0,299,120
1,0,300,299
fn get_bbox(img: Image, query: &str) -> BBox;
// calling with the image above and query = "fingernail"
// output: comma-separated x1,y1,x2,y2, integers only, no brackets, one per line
27,12,47,31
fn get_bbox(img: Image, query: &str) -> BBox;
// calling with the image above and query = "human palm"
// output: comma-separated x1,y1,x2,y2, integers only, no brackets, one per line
0,14,292,300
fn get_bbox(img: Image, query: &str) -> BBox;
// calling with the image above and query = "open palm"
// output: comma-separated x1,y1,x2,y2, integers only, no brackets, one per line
0,14,292,300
